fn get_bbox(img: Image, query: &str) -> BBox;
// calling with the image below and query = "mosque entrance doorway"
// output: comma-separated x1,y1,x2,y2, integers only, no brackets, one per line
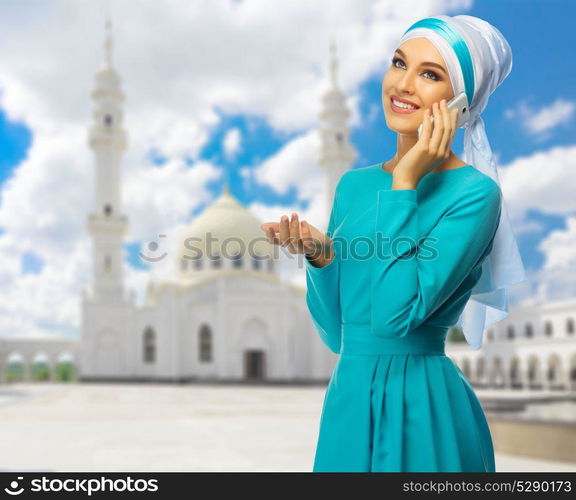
244,350,265,380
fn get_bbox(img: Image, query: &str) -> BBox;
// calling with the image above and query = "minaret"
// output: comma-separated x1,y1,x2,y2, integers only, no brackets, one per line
317,39,356,224
86,14,129,302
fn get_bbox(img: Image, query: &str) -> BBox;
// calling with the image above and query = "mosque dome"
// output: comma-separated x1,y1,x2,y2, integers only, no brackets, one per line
175,187,275,274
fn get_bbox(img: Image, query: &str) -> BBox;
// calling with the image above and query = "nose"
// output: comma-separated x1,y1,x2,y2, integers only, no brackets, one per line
396,70,417,95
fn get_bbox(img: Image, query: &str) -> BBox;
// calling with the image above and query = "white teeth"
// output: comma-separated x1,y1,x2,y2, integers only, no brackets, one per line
392,99,417,110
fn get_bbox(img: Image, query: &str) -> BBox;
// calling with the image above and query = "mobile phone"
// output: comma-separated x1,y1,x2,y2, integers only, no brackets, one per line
417,92,470,138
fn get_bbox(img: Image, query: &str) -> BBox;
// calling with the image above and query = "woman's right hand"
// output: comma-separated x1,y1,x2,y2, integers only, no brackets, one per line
260,212,334,267
393,100,459,187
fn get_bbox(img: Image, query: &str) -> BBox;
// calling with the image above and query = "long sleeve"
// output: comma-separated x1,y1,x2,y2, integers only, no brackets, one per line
371,177,502,339
305,181,342,354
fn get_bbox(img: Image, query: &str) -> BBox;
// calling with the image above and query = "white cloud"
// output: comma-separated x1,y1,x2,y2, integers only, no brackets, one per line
498,144,576,225
223,128,242,160
124,158,220,240
504,98,575,136
497,145,576,303
538,216,576,270
510,219,545,235
515,265,576,305
251,129,323,200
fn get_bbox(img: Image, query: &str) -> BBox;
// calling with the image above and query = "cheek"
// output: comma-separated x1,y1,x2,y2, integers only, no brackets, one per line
382,71,393,91
429,96,446,110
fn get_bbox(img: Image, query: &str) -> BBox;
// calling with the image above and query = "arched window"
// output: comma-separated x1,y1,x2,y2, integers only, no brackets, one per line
510,358,521,388
493,357,505,387
545,321,553,337
231,252,242,269
567,318,575,335
507,325,515,340
476,358,485,381
199,325,213,362
462,359,471,379
143,327,156,363
528,362,537,384
104,204,113,216
5,352,25,382
547,363,556,382
525,323,533,338
252,255,262,270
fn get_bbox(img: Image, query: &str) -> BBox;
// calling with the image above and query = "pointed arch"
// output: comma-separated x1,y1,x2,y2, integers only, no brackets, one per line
527,355,542,390
491,357,505,388
510,356,523,389
507,325,515,339
143,326,156,363
570,354,576,391
198,324,213,362
461,358,471,379
231,252,242,269
476,357,486,386
547,354,564,390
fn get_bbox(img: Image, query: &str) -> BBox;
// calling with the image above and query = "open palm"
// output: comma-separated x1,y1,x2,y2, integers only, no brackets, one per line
260,213,332,259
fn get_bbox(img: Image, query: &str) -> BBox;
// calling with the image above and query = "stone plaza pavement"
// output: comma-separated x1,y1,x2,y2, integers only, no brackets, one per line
0,382,575,473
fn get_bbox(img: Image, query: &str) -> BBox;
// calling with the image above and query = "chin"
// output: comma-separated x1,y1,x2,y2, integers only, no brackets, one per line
384,104,421,130
384,115,419,135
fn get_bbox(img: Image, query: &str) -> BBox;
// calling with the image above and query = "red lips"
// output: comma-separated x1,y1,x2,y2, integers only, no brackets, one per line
390,95,420,108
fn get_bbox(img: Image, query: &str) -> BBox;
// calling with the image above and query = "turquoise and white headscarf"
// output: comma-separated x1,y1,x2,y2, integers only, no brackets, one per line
397,15,527,349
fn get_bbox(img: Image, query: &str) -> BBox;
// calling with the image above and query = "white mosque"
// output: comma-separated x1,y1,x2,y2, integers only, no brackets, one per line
1,21,575,391
0,20,353,384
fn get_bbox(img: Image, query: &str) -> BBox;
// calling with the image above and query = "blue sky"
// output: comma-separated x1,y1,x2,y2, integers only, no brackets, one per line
0,0,574,337
0,104,32,189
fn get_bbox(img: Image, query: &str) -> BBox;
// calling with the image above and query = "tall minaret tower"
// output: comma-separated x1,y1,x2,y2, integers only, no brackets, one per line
317,39,356,223
86,15,129,302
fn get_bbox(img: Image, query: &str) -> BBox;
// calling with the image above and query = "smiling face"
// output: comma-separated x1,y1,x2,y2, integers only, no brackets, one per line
382,37,455,135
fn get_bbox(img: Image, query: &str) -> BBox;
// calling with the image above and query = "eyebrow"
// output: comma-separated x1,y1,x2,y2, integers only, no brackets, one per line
394,48,447,75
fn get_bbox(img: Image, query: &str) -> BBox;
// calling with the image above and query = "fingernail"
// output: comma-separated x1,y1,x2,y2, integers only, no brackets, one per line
442,99,446,105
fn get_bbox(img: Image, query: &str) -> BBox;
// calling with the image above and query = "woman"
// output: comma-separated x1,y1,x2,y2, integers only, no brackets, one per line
260,15,526,472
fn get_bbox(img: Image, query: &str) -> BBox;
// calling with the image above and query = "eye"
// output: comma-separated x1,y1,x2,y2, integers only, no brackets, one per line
423,69,440,81
391,57,440,81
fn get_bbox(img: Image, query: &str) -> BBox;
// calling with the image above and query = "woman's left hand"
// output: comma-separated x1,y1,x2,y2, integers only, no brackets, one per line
392,99,459,188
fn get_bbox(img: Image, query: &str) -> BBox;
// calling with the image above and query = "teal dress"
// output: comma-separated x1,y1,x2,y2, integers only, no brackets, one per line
305,162,501,472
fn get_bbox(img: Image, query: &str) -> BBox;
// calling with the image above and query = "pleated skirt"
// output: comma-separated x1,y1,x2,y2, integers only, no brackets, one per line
313,323,496,472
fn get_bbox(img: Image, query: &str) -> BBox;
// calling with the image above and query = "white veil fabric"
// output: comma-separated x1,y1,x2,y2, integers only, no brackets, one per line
396,15,527,349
